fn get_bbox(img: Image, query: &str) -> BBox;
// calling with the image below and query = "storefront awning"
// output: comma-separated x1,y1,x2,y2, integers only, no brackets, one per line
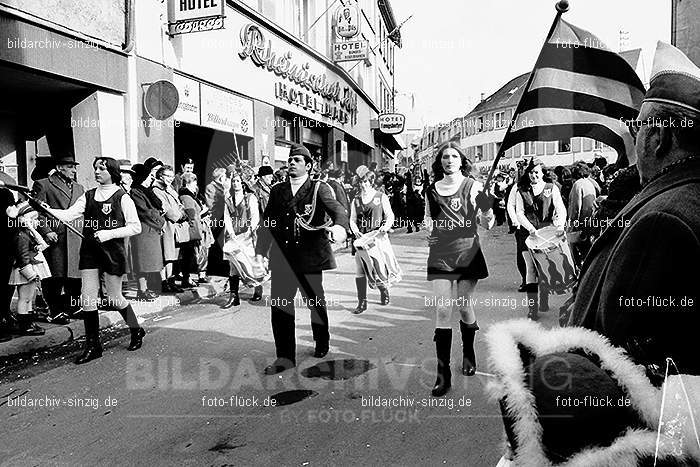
374,130,405,153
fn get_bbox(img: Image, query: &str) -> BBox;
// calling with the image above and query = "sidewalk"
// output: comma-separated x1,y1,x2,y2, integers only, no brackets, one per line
0,242,353,359
0,277,229,358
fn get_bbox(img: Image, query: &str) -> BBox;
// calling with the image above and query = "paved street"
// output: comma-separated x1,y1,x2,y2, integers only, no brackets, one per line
0,225,564,466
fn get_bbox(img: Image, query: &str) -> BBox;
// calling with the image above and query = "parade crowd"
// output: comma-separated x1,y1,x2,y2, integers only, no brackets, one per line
0,40,698,467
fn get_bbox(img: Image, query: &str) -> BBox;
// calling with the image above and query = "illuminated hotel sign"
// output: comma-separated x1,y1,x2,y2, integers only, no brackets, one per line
238,23,359,126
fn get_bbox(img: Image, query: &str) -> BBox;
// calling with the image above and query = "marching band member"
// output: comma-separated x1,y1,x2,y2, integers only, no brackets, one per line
221,170,261,308
37,157,144,364
349,165,394,314
424,142,494,397
514,158,567,321
255,144,348,375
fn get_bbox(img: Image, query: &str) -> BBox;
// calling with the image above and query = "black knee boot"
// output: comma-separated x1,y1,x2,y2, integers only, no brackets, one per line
539,285,550,312
75,310,102,364
379,285,390,306
118,304,145,351
251,285,263,302
221,276,240,309
459,320,479,376
353,277,367,314
431,328,452,397
526,284,539,321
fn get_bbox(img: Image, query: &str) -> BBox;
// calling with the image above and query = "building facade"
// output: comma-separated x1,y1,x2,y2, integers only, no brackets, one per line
0,0,403,187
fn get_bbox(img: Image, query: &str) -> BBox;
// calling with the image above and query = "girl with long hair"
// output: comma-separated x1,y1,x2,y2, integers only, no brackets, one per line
514,158,567,320
424,142,495,397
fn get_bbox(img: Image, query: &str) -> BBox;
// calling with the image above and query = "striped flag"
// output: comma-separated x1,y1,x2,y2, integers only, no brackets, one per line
500,18,646,166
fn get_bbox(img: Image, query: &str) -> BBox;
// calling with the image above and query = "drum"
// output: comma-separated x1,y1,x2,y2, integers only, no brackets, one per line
525,226,577,294
223,234,270,288
353,230,402,289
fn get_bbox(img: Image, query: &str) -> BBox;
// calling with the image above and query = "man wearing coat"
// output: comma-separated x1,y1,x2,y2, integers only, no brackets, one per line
255,144,348,375
569,42,700,380
32,155,84,323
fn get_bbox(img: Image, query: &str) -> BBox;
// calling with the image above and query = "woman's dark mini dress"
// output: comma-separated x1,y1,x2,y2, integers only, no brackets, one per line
426,177,488,281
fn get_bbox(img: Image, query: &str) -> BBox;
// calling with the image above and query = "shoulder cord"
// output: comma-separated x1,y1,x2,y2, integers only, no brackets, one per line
295,182,333,232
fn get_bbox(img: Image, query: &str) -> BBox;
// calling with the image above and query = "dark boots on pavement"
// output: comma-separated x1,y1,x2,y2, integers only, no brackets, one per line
75,310,102,365
526,283,539,321
459,320,478,376
431,328,452,397
221,276,240,309
379,285,390,305
117,304,145,351
353,277,367,314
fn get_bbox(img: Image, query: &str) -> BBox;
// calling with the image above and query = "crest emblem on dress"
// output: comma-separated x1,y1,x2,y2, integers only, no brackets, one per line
101,203,112,215
303,204,313,215
449,198,462,211
372,198,381,206
543,188,552,197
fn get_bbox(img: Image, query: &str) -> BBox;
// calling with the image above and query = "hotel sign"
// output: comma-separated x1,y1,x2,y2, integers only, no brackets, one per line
378,113,406,134
239,23,359,126
168,0,225,35
333,40,369,62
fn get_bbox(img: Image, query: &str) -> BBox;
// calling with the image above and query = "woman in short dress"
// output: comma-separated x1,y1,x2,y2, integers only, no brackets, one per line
424,142,495,397
514,158,567,321
43,157,144,364
349,166,395,314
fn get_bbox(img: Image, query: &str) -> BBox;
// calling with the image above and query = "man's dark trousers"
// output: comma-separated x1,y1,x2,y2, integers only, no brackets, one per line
270,263,329,362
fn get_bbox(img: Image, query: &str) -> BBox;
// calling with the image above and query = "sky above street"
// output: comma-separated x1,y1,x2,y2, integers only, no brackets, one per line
391,0,671,128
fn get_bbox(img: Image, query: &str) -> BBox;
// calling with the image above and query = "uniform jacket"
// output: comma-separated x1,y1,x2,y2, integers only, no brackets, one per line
256,177,348,273
569,158,700,376
32,172,84,278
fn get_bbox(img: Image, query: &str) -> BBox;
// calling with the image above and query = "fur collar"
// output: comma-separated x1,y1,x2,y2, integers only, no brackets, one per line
485,320,699,466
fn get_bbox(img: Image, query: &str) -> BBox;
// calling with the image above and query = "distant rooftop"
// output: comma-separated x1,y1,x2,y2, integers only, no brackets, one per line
468,72,530,116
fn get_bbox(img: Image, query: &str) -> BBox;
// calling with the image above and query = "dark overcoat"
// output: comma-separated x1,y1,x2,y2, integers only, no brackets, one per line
256,177,348,273
32,172,84,278
569,158,700,376
129,185,165,273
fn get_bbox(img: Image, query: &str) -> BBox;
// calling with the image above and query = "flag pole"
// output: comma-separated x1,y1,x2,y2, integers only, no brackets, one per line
483,0,570,190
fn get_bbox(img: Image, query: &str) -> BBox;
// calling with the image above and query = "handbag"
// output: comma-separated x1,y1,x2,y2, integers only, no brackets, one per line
174,221,191,246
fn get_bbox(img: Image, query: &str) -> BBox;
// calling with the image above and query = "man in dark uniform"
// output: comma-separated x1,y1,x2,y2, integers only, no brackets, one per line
255,144,348,375
32,154,85,323
569,42,700,380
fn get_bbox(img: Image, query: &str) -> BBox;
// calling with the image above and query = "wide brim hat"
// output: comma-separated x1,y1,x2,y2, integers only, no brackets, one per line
257,165,274,177
55,154,79,166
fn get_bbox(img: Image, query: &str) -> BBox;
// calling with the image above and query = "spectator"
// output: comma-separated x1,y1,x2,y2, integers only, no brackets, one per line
570,42,700,379
568,162,599,265
178,173,204,288
128,163,164,301
32,154,84,323
326,168,350,217
173,157,195,193
254,165,274,215
152,165,188,293
7,203,51,335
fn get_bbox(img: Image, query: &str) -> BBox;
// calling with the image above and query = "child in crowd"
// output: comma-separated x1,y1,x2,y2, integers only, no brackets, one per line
8,202,52,335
